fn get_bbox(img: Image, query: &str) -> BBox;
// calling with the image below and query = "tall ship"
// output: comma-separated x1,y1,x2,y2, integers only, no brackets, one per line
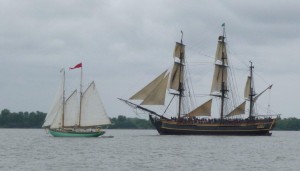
120,26,278,136
43,63,111,137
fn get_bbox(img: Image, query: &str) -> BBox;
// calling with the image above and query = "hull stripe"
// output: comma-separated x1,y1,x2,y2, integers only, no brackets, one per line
161,126,270,132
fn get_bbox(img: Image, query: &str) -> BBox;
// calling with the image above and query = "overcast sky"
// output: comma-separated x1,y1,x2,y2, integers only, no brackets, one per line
0,0,299,118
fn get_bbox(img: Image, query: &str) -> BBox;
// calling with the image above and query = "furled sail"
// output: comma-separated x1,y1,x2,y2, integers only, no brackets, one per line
80,82,111,127
253,85,273,102
187,99,212,117
244,76,251,99
130,70,168,100
173,42,185,59
141,73,170,105
64,90,79,127
210,64,228,93
226,101,246,117
169,62,183,91
43,73,64,128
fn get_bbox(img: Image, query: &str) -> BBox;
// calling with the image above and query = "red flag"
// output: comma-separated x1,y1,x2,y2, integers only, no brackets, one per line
69,63,82,70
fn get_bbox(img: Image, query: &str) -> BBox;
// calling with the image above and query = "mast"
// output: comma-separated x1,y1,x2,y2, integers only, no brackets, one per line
220,24,227,120
61,68,65,128
177,31,184,119
249,61,255,119
79,64,83,126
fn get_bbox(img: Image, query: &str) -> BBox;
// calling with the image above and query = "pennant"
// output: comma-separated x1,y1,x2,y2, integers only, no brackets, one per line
69,63,82,70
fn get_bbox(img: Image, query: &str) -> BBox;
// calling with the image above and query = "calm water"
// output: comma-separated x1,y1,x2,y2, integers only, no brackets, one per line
0,129,299,171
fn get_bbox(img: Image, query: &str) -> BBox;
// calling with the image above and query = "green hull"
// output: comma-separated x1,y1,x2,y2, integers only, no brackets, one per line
49,129,105,137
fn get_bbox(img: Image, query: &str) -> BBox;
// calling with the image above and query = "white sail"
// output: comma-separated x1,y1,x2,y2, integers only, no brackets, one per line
187,99,212,117
210,64,228,93
64,90,80,127
226,101,246,117
173,42,185,59
215,37,228,65
141,73,170,105
50,105,63,129
43,95,63,128
43,72,64,128
211,36,228,94
169,62,183,91
130,70,168,100
80,82,111,127
244,76,251,99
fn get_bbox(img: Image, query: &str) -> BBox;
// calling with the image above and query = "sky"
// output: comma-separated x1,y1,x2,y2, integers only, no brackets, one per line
0,0,299,118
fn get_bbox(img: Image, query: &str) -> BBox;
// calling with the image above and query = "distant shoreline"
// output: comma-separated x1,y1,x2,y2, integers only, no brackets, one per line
1,109,299,130
0,128,299,131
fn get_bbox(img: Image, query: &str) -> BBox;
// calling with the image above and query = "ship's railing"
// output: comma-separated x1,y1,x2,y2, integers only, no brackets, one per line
166,116,275,125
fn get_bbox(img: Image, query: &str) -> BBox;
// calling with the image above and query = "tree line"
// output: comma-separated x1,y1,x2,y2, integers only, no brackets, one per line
0,109,153,129
0,109,45,128
0,109,300,130
273,117,300,131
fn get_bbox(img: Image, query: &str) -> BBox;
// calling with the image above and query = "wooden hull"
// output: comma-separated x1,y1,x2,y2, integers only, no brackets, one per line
150,116,276,136
49,129,105,137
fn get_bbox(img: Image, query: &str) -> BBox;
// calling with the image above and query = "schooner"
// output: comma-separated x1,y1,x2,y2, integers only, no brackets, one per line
43,63,111,137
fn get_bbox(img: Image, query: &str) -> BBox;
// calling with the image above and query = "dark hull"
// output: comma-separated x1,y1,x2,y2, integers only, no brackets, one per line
149,116,276,136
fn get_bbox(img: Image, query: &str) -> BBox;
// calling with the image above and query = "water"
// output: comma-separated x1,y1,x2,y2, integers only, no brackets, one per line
0,129,299,171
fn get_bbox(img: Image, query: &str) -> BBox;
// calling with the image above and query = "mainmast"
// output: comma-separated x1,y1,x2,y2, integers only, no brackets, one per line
177,31,184,119
249,61,255,119
79,65,83,126
210,23,229,120
220,24,227,120
61,68,65,128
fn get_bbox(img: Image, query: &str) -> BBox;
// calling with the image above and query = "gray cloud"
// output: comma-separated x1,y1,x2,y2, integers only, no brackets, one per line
0,0,299,118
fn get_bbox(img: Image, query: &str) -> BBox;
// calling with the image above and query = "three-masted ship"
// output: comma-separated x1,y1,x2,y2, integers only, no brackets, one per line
120,26,277,136
43,63,111,137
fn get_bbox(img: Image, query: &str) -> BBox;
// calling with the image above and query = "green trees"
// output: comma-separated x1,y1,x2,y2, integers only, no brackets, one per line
109,115,154,129
0,109,46,128
1,108,300,130
273,117,300,131
0,109,153,129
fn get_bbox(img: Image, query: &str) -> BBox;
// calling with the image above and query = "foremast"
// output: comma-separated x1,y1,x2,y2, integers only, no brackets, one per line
122,32,186,119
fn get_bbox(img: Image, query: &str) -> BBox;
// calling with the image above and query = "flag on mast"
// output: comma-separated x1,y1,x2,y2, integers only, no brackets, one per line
69,63,82,70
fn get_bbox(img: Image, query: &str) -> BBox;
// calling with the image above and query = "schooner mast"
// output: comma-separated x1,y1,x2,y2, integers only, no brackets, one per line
62,68,66,128
79,64,83,126
68,62,83,127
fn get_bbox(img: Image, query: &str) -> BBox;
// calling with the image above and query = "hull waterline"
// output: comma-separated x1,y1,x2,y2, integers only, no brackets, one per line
150,115,276,136
48,129,105,137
